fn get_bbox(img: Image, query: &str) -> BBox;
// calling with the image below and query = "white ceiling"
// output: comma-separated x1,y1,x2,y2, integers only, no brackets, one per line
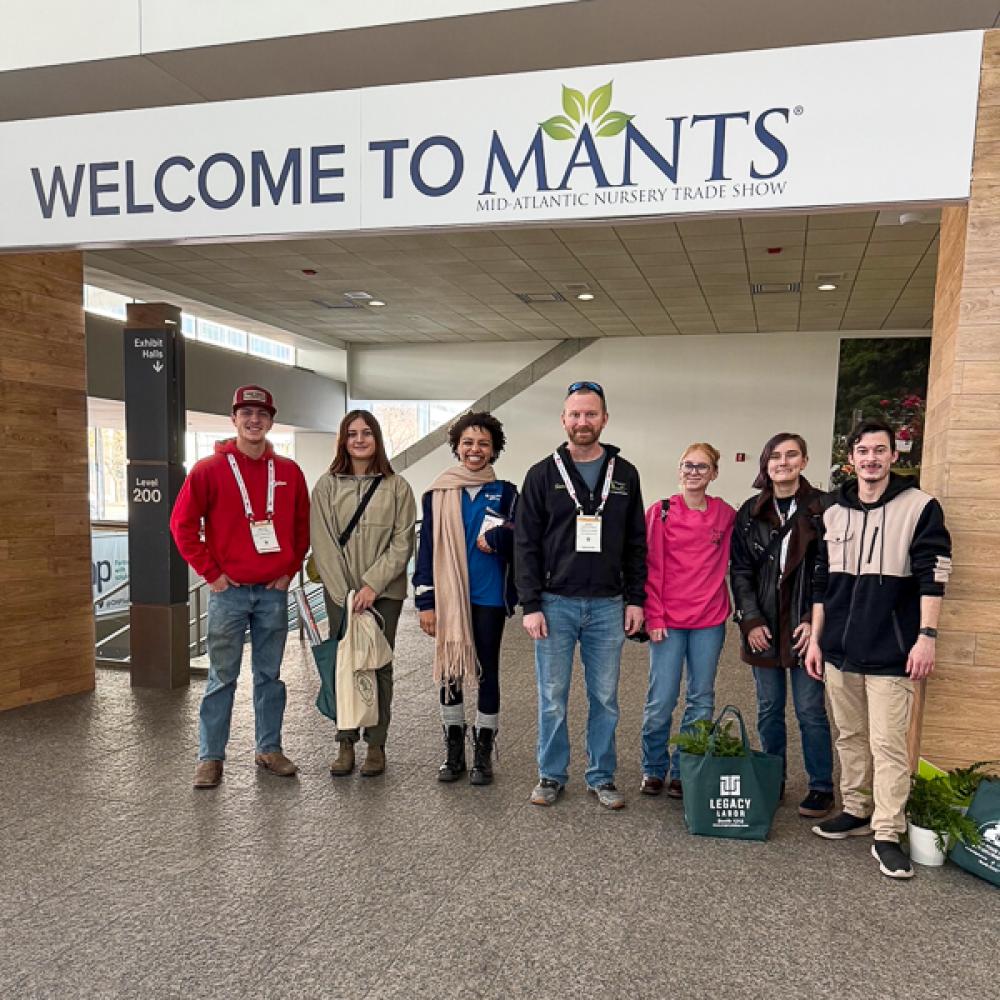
85,208,939,349
2,1,998,121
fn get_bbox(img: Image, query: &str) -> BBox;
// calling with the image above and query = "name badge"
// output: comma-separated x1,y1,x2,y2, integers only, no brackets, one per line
250,520,281,554
479,510,505,538
576,514,602,552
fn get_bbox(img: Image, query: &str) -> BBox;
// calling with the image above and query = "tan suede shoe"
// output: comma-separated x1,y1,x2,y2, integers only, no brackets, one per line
360,744,385,777
193,760,223,789
254,751,299,777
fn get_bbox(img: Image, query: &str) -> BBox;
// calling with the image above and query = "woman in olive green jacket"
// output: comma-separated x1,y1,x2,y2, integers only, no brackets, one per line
310,409,416,777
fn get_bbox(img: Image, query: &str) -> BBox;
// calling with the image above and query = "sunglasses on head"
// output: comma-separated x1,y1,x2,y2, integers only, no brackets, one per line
566,380,605,398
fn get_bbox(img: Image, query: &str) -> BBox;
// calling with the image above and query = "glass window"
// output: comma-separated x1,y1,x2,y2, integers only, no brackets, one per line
348,400,474,458
248,334,295,366
85,285,296,368
88,426,128,521
83,284,133,320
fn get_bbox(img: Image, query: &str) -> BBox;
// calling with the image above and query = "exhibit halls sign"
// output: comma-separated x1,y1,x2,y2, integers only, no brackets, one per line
0,31,984,250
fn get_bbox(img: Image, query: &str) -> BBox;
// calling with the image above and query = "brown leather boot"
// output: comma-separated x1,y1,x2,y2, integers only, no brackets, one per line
360,744,386,777
329,741,355,777
254,751,299,777
193,760,223,789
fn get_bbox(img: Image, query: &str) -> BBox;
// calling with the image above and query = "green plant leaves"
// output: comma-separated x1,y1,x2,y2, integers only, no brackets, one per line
562,85,586,124
594,111,633,138
587,81,613,120
539,115,576,141
540,80,633,141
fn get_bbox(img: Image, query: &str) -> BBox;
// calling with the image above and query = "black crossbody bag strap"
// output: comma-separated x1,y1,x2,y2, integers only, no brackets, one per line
338,476,383,548
755,506,804,568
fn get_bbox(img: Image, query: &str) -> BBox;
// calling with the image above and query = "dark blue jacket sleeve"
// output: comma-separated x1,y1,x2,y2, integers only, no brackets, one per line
515,464,547,615
482,481,517,562
412,491,435,611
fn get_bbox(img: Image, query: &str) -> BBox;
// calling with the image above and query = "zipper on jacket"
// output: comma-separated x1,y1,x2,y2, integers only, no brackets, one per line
867,526,880,565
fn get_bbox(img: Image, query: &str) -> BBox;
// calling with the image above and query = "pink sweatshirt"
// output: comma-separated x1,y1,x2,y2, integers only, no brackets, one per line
644,494,736,630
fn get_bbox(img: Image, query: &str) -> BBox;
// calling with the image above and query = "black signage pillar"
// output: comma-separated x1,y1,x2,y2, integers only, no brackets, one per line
124,303,189,688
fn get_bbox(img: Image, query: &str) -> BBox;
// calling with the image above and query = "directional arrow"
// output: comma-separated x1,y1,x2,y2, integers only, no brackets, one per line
152,361,164,373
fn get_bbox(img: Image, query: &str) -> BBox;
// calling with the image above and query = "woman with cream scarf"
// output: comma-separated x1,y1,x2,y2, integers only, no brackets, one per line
413,411,518,785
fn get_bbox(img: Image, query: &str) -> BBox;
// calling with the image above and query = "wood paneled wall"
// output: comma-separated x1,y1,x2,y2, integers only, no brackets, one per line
920,30,1000,768
0,252,94,710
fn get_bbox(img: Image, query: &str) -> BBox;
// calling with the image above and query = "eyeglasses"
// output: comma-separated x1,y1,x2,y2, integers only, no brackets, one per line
566,380,605,398
680,462,712,474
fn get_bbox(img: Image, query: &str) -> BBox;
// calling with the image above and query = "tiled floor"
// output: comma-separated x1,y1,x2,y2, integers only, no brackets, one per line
2,610,995,999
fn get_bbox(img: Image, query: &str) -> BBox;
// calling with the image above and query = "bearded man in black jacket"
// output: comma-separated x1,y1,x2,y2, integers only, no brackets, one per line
515,381,646,812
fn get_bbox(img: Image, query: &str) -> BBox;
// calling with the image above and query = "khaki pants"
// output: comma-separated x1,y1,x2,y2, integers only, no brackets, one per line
825,666,914,841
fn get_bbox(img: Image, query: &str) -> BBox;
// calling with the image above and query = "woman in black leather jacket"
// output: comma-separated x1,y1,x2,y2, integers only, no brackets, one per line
730,432,835,819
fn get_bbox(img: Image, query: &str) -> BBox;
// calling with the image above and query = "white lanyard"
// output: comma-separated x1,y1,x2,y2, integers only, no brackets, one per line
552,451,615,516
227,453,275,523
774,496,797,573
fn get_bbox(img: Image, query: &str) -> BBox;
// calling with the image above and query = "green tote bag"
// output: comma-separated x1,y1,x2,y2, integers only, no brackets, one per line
949,778,1000,887
678,704,784,841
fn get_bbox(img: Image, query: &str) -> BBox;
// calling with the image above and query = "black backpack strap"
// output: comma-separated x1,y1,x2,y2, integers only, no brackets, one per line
338,476,383,548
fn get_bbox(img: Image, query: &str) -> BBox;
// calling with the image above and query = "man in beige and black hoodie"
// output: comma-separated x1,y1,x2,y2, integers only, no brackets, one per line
805,418,952,879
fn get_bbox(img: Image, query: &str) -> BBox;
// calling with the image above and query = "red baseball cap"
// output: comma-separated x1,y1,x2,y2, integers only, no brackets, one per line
232,385,276,416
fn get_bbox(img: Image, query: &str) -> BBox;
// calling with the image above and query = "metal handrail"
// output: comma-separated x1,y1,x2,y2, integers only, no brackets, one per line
93,577,131,609
95,566,323,664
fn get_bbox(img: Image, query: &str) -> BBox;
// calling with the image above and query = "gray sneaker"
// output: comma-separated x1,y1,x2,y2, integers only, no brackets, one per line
530,778,564,806
588,782,626,810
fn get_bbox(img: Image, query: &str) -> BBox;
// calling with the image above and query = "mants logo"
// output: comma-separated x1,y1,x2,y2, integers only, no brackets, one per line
539,82,634,141
720,775,741,797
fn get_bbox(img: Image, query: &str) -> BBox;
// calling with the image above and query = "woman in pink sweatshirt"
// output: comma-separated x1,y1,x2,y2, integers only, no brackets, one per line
640,442,736,799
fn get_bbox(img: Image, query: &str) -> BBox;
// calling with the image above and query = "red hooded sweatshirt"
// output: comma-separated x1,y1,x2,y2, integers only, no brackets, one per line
170,438,310,585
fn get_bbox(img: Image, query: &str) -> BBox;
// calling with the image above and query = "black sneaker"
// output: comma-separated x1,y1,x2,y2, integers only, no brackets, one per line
798,790,836,818
872,840,914,879
811,811,872,840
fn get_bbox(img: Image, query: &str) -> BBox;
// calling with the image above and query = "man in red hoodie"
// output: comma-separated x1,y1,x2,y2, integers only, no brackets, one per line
170,385,310,789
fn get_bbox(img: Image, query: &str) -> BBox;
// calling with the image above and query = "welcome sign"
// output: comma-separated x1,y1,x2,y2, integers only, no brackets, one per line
0,31,983,250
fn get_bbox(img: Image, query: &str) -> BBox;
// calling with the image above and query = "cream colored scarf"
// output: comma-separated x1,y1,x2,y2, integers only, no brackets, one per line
430,463,496,690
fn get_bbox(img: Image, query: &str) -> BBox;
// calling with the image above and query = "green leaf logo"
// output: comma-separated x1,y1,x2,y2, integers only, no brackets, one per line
594,111,633,138
539,80,633,141
540,115,576,141
562,85,586,124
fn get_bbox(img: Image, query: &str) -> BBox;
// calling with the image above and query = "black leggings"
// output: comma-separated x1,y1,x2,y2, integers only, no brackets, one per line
439,604,506,715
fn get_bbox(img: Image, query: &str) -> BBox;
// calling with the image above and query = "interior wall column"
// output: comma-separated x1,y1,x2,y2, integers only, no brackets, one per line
919,28,1000,768
0,252,94,710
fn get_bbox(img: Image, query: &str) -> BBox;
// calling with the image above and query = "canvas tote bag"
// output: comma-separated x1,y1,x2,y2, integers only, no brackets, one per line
335,590,392,729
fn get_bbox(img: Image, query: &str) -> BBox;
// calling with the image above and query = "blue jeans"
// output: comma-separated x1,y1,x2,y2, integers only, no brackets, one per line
199,585,289,761
641,624,726,781
535,594,625,788
753,665,834,793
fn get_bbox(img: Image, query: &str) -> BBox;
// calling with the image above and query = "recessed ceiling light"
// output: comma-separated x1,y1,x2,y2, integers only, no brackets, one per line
817,282,838,291
368,299,386,307
576,292,595,301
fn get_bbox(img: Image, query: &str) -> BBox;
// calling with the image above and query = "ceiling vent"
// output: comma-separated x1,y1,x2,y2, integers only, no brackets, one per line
750,282,801,295
515,291,567,304
814,272,846,284
564,283,592,294
311,297,361,310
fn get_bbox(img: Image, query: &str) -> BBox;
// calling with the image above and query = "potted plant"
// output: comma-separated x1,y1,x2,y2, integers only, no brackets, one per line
946,760,999,810
670,719,746,757
906,774,982,865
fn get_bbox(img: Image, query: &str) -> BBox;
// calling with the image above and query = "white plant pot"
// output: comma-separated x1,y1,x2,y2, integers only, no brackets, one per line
896,438,914,453
907,820,948,866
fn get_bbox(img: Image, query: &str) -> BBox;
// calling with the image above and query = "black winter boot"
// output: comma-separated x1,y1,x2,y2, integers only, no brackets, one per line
470,727,495,786
437,724,467,782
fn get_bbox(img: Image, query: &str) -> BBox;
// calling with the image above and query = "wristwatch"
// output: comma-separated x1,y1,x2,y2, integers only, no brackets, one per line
918,627,938,639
